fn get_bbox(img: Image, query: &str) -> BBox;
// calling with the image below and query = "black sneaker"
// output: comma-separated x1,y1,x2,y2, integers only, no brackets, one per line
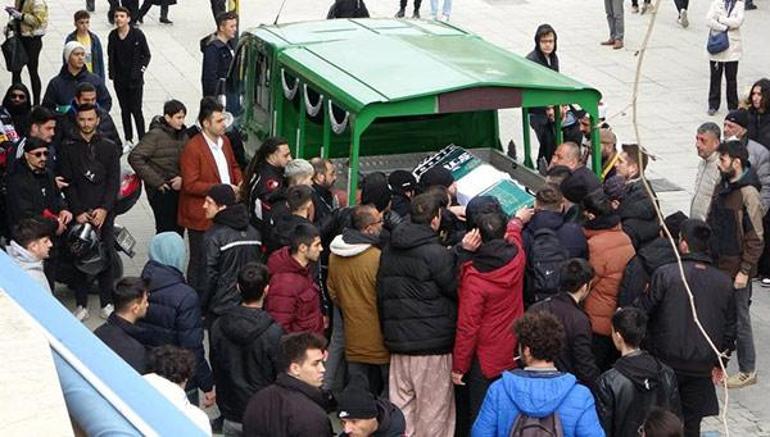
746,3,758,10
412,10,421,18
395,8,405,17
160,17,173,24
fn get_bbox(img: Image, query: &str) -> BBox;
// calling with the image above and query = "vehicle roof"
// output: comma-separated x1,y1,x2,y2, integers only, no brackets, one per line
246,19,599,113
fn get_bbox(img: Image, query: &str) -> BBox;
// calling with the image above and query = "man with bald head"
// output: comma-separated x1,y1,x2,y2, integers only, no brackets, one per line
551,142,601,206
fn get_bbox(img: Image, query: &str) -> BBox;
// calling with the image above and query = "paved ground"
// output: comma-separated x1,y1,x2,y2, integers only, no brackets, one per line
12,0,770,433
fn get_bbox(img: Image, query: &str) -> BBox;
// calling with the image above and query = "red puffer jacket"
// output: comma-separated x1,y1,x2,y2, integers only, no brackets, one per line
453,218,526,379
265,247,324,335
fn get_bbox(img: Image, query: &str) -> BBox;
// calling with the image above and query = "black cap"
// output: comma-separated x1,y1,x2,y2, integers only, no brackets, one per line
419,166,454,190
207,184,236,207
725,109,749,129
663,211,688,238
388,170,417,195
337,385,378,420
22,137,48,154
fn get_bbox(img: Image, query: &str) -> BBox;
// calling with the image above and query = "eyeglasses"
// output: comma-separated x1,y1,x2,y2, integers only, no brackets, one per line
10,93,26,100
29,150,49,158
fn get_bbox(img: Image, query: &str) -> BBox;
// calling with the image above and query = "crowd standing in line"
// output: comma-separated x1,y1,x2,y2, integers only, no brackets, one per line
0,3,768,437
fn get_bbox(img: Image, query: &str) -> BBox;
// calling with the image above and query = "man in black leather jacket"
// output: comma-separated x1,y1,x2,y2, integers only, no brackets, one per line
596,307,680,437
202,184,262,325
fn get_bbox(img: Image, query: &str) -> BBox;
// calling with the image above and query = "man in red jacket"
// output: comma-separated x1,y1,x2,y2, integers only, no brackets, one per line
265,223,325,335
451,208,528,435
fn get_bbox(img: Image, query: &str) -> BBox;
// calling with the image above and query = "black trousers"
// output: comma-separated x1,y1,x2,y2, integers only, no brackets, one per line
147,188,184,235
138,1,169,20
210,0,226,22
187,229,206,296
455,358,497,437
11,36,43,105
675,371,719,437
631,0,651,6
114,81,145,142
591,334,620,373
709,60,739,111
399,0,422,10
674,0,689,10
74,218,115,308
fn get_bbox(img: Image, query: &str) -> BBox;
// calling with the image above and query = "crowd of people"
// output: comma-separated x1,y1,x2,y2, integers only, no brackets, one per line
1,1,770,437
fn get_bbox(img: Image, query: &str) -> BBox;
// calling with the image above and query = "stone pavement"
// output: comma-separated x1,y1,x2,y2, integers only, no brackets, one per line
11,0,770,433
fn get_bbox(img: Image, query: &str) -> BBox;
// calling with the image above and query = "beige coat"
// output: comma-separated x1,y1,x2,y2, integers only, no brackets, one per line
706,0,744,63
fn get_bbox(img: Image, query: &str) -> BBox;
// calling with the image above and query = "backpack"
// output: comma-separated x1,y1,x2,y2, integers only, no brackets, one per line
525,228,569,304
509,412,564,437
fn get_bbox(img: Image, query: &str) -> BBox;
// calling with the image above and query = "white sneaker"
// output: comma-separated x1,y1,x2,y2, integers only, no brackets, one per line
73,306,90,322
760,277,770,287
679,9,689,28
100,304,114,319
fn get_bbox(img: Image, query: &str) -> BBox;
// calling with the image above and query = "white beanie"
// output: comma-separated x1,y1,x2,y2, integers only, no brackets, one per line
63,41,86,63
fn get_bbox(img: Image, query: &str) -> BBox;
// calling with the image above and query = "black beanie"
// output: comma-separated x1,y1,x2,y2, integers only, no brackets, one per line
207,184,237,207
361,172,392,212
419,166,454,190
663,211,688,238
466,195,503,230
337,385,378,420
388,170,417,195
725,109,749,129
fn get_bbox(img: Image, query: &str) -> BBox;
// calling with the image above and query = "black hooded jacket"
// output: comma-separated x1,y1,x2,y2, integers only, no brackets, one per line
618,179,660,250
338,399,406,437
525,24,559,72
57,132,120,215
377,222,458,355
2,83,31,136
617,237,677,307
203,204,263,319
210,305,284,422
5,157,65,227
596,351,681,437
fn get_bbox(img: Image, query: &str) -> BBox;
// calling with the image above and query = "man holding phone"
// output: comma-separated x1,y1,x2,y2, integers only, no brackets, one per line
58,103,120,321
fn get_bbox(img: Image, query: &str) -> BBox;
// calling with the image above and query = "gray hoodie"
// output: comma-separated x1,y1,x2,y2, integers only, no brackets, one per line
6,240,51,294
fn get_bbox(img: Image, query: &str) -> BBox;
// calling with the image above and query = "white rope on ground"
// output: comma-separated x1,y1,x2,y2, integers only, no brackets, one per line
629,1,730,435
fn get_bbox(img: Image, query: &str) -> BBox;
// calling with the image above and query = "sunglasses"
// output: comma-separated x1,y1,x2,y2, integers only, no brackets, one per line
10,93,26,100
28,150,49,158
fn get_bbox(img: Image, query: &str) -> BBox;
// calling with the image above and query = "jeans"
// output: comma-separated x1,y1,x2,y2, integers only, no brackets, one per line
74,217,115,308
114,82,145,142
708,60,739,111
323,305,346,393
187,229,206,296
430,0,452,17
11,36,43,105
348,362,390,399
604,0,624,41
735,284,756,373
147,188,184,235
222,419,242,437
674,0,689,10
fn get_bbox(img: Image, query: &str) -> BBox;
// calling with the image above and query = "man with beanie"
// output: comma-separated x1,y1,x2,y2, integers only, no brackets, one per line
137,231,215,411
108,7,151,145
388,170,416,217
179,97,242,295
202,184,261,324
724,109,770,214
377,192,458,436
337,382,406,437
43,41,112,112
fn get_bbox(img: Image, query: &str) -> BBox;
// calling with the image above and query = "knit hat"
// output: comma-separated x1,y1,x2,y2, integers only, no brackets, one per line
22,137,48,154
419,166,454,190
361,172,392,212
388,170,417,195
663,211,688,239
725,109,750,129
63,41,86,63
207,184,237,207
337,385,378,420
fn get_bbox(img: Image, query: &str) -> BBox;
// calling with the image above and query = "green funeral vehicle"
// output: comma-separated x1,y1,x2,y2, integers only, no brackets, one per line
223,18,602,209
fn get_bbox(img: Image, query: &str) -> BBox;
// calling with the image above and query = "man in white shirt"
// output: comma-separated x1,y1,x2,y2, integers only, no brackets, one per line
691,122,722,221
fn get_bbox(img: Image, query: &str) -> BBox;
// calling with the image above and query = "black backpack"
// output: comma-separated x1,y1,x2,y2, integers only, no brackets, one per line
509,412,564,437
525,228,569,304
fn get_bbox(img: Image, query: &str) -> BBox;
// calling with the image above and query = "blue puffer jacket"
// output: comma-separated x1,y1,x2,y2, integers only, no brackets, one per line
472,369,604,437
138,260,214,392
